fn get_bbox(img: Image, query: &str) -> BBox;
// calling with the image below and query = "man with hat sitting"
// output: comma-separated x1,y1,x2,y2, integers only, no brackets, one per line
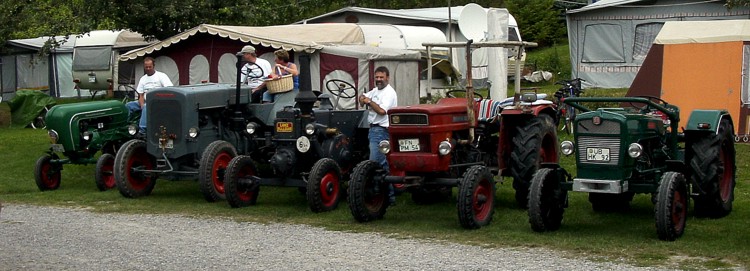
238,45,272,103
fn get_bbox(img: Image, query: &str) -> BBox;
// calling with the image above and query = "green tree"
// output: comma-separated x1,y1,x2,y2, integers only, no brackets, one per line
505,0,566,47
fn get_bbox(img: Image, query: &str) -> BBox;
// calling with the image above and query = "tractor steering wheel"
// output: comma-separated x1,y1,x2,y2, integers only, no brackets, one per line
445,89,484,101
630,95,669,112
241,62,265,82
325,79,357,99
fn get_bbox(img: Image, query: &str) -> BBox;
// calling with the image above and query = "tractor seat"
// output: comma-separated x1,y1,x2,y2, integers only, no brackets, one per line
476,97,514,122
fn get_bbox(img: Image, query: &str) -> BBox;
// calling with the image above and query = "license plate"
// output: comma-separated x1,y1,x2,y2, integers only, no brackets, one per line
398,138,420,152
159,139,174,149
51,144,65,152
276,122,293,133
586,148,610,161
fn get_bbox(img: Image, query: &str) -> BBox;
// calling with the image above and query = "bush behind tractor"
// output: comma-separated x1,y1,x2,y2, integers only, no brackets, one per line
347,40,560,229
35,99,139,191
527,96,736,241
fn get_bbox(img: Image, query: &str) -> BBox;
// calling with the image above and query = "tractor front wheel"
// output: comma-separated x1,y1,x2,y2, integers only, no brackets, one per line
689,119,736,218
307,158,343,213
347,160,389,222
224,156,260,208
95,153,116,191
510,114,559,208
528,168,567,232
655,171,688,241
198,140,237,202
457,165,495,229
114,140,156,198
34,154,62,191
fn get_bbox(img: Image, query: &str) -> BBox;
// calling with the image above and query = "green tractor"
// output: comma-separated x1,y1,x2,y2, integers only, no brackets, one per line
35,100,139,191
528,96,736,241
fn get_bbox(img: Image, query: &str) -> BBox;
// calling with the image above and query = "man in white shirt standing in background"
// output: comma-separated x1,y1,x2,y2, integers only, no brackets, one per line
126,56,173,136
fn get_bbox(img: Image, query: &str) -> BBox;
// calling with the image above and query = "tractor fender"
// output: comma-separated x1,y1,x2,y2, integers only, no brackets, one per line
684,110,732,135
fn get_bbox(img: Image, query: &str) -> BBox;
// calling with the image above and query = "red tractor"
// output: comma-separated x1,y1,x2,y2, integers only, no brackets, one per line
347,41,559,229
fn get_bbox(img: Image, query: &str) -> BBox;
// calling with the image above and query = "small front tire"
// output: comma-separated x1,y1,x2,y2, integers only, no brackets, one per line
307,158,343,213
95,153,116,191
457,165,496,229
114,140,156,198
655,172,688,241
528,168,567,232
34,154,61,191
224,156,260,208
198,140,237,202
348,160,389,222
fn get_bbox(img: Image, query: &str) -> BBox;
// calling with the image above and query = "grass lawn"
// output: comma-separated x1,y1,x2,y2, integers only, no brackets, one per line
0,105,748,270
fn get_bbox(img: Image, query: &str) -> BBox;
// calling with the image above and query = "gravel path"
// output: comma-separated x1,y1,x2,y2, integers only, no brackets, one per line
0,204,670,271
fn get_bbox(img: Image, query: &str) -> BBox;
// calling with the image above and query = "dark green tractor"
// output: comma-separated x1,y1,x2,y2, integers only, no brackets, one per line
528,96,736,241
35,100,139,191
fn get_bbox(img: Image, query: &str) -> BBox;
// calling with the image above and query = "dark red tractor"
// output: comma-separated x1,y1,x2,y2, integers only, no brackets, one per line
347,40,559,229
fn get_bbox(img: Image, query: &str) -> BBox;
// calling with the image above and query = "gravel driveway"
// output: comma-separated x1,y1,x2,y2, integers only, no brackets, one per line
0,204,670,271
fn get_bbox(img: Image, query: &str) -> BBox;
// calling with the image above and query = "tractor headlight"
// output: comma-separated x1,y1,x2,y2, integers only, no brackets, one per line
305,123,315,135
188,127,199,138
246,122,257,135
48,129,59,143
628,143,643,158
378,140,391,154
82,131,92,141
438,140,452,156
127,124,138,136
560,141,575,156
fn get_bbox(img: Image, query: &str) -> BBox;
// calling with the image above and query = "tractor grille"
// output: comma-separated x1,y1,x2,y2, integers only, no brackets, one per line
577,136,621,165
150,100,182,137
391,113,428,126
577,119,620,134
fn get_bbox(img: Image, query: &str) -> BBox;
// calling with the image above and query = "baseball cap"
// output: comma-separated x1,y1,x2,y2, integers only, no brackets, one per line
239,45,256,54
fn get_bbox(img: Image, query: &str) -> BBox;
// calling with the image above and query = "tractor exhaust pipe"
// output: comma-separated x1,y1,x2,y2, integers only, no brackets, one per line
295,54,316,116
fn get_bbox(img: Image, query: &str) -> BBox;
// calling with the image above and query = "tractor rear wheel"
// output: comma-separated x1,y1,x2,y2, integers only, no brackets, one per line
199,140,237,202
689,119,736,218
510,114,558,208
457,165,495,229
114,139,156,198
528,168,567,232
307,158,343,213
655,171,688,241
348,160,389,222
95,153,116,191
34,154,61,191
224,156,260,208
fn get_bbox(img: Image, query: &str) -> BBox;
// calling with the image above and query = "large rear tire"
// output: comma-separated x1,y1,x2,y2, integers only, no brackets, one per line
510,114,559,208
34,154,61,191
307,158,343,213
198,140,237,202
114,140,156,198
689,119,736,218
457,165,495,229
224,156,260,208
95,153,116,191
655,172,688,241
347,160,389,222
528,168,567,232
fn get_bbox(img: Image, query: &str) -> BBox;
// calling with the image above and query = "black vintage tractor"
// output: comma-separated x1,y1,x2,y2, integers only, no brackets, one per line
222,71,370,213
527,96,736,241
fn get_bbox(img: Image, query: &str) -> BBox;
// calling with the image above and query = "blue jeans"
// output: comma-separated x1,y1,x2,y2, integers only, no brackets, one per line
125,101,146,133
369,125,395,203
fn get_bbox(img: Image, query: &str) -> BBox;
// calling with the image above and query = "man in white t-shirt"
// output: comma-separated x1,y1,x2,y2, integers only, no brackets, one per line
238,45,272,103
126,57,173,135
358,66,398,205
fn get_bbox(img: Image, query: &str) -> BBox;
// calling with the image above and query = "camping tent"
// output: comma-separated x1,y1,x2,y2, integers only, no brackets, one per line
2,36,76,101
1,30,151,99
119,23,435,107
566,0,750,89
627,20,750,139
299,5,523,89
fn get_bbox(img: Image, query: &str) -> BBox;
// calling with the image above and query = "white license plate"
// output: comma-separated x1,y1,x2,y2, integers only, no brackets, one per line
586,148,610,161
159,139,174,149
398,138,420,152
51,144,65,152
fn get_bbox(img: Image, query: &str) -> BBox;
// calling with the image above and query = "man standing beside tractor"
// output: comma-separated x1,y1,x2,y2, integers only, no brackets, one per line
126,57,173,136
358,66,398,205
